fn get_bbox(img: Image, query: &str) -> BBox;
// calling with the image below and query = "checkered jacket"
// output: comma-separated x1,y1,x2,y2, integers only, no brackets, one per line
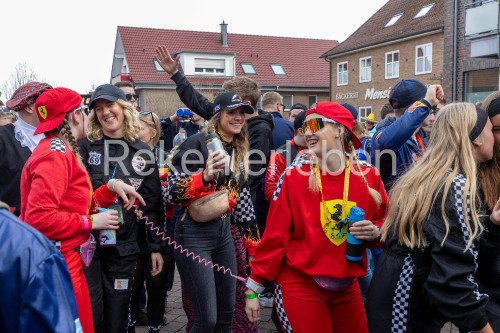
365,172,492,333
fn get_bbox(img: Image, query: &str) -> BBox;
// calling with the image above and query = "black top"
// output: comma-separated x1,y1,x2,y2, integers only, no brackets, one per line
78,136,166,255
0,124,32,216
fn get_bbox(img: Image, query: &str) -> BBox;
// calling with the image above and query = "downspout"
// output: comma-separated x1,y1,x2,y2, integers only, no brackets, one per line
453,0,458,101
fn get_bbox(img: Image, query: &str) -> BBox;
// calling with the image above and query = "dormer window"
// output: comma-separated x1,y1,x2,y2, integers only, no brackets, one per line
271,64,286,76
194,58,225,75
385,13,403,27
414,3,435,19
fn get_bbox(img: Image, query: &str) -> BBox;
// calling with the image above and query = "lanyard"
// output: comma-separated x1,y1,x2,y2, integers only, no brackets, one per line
315,157,350,236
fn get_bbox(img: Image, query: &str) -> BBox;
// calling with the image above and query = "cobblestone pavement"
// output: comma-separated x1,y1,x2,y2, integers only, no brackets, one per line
136,268,459,333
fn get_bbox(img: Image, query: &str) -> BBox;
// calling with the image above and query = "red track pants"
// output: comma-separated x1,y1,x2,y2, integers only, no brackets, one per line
63,250,94,333
274,261,368,333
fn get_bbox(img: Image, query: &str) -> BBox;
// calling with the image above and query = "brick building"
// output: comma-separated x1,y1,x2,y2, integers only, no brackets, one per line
321,0,444,120
443,0,500,104
111,24,337,117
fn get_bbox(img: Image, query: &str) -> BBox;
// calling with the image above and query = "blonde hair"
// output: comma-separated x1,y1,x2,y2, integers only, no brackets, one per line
478,91,500,211
204,111,249,181
382,103,483,250
352,119,370,139
87,99,140,142
307,123,382,206
138,111,161,146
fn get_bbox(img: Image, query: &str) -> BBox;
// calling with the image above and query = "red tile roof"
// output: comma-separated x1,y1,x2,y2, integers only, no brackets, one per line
117,26,338,87
322,0,444,58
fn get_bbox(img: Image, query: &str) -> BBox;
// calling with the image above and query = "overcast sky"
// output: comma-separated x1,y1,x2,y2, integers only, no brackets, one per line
1,0,388,103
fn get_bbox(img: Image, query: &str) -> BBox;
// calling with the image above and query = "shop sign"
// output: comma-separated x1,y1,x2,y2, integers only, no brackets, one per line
335,92,359,100
365,88,392,100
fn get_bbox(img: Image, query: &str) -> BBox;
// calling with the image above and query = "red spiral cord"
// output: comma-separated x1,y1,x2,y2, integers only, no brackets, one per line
134,205,246,282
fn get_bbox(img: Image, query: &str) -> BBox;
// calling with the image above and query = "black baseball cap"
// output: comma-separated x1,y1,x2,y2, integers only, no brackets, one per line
90,84,127,110
389,79,427,109
213,91,254,114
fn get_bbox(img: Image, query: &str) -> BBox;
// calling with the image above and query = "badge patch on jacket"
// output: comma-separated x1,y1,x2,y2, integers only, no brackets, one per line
129,178,143,191
132,155,146,172
114,279,129,290
88,151,101,165
320,199,356,246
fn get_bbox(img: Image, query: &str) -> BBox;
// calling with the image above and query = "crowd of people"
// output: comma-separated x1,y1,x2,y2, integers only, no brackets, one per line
1,42,500,333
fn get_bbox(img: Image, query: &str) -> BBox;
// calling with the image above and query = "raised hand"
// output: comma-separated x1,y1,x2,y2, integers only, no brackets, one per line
155,45,180,76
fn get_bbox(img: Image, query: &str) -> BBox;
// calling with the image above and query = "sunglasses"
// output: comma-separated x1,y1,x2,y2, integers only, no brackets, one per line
126,94,139,101
302,118,338,134
139,111,157,129
74,105,90,116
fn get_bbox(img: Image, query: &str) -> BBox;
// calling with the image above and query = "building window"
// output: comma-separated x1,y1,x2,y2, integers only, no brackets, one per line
466,68,500,105
241,63,256,75
271,64,286,76
153,60,165,72
359,106,372,120
385,13,403,27
283,95,293,111
309,95,318,108
359,57,372,83
337,62,348,86
415,43,432,75
414,3,435,19
385,51,399,79
194,58,225,74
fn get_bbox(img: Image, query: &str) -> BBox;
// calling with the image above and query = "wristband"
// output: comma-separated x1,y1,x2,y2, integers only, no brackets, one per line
90,215,94,228
245,293,259,299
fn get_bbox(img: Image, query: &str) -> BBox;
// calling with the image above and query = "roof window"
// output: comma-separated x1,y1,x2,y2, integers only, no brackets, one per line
414,3,435,19
241,63,257,75
385,13,403,27
270,64,286,76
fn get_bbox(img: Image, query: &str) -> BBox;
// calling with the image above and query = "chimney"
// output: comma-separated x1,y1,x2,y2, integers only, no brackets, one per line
220,20,228,47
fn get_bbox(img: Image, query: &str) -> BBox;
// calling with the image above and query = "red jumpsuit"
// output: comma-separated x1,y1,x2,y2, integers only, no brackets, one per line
250,158,389,333
20,136,116,333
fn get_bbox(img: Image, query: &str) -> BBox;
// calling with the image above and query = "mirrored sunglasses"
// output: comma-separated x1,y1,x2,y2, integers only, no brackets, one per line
302,118,337,134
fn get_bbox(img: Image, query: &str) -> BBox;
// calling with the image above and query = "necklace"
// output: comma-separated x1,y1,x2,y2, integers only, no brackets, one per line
314,157,350,237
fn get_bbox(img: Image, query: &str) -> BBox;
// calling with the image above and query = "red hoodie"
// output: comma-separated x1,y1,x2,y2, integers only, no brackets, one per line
250,159,389,284
20,136,116,252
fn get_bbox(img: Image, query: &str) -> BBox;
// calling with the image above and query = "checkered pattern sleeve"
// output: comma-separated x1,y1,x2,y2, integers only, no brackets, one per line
231,185,260,255
272,153,310,201
421,173,489,332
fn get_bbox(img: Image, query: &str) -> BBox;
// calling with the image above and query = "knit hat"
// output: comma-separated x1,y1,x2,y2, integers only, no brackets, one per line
34,88,82,135
6,82,53,111
340,103,358,120
389,79,427,109
306,101,362,149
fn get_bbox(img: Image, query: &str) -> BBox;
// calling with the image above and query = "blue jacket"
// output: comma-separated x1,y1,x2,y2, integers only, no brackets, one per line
269,112,294,150
0,206,81,333
370,99,431,192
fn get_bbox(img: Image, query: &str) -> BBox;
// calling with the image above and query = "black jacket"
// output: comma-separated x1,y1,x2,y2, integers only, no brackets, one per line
78,137,166,255
0,124,32,216
366,172,492,333
170,72,274,201
159,118,202,153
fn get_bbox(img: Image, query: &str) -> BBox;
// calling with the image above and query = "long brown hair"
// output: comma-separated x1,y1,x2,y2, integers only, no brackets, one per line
382,103,483,250
204,111,249,180
478,91,500,211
